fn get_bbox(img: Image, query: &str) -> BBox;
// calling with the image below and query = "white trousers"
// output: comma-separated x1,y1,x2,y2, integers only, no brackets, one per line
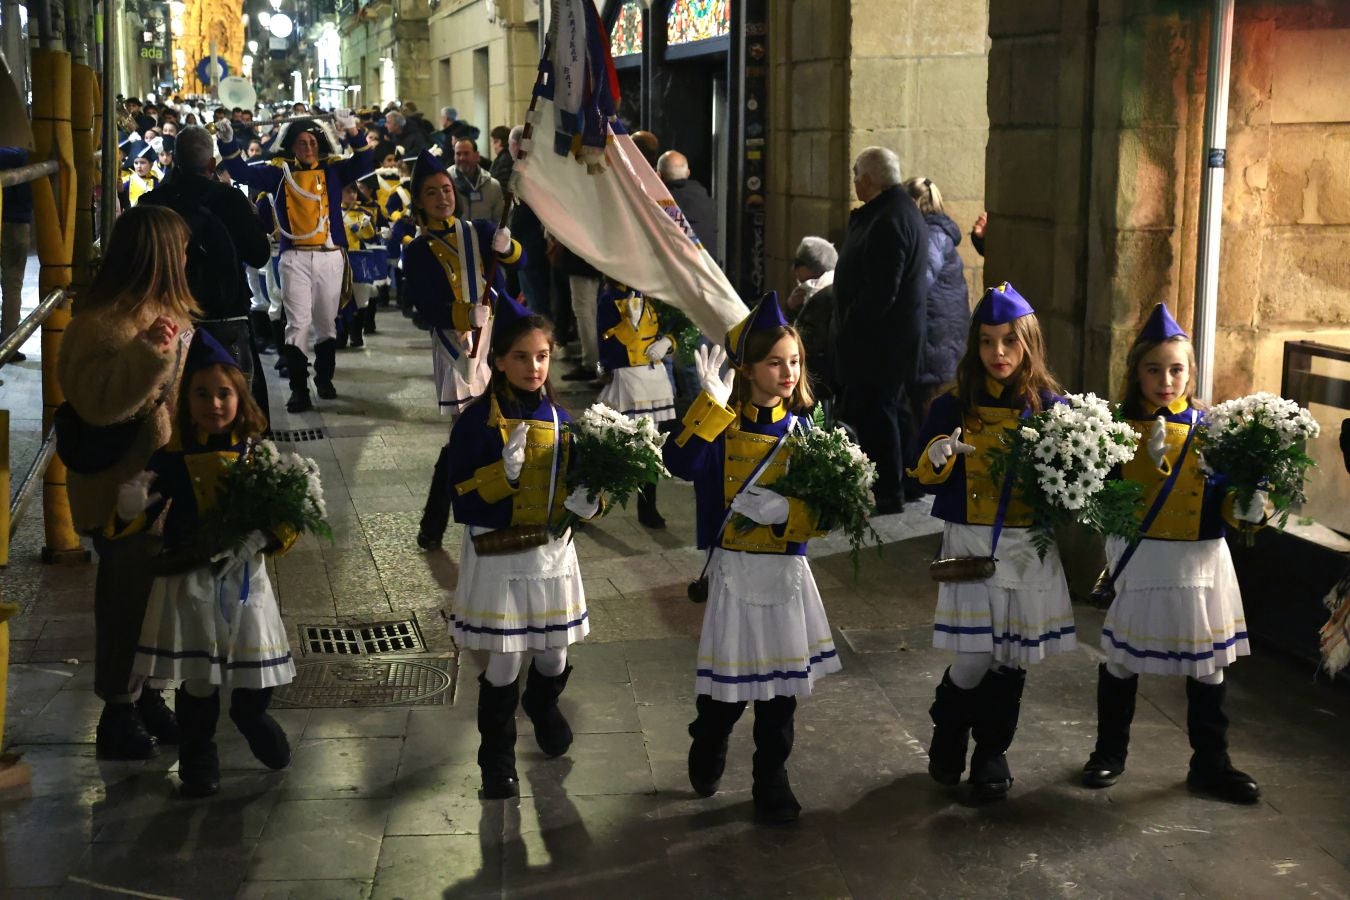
247,267,270,314
569,274,600,371
280,250,344,356
263,257,284,319
353,283,377,309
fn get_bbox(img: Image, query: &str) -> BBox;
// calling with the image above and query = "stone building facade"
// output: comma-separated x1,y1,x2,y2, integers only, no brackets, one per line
425,0,541,141
339,0,433,113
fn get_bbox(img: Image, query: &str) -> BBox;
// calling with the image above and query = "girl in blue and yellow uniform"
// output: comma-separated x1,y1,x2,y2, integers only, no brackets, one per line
339,183,380,348
908,283,1073,803
445,295,601,799
116,330,296,798
595,278,677,528
403,150,522,552
664,293,839,824
1082,303,1262,804
118,140,160,209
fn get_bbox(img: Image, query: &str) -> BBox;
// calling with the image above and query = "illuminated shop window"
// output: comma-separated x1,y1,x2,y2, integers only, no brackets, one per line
666,0,729,46
610,1,643,58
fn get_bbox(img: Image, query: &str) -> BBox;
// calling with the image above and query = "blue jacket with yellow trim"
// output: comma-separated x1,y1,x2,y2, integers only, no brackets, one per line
909,382,1065,527
596,282,674,373
447,387,577,531
664,391,824,556
216,133,373,252
403,217,522,332
1119,398,1236,541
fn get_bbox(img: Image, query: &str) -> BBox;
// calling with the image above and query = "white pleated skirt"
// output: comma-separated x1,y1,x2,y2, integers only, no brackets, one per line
133,556,296,690
932,523,1077,667
597,364,676,423
695,549,841,703
1100,536,1249,677
432,324,493,418
448,526,589,652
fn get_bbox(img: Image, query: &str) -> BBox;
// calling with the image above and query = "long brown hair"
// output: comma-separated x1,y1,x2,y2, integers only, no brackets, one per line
489,312,562,407
176,363,268,444
731,325,815,413
954,312,1061,416
80,206,200,319
1119,334,1202,417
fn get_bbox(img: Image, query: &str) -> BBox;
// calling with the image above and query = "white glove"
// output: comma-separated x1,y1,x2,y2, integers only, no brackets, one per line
1147,416,1169,467
626,295,644,328
491,227,512,255
645,336,672,363
148,135,164,154
395,144,405,157
563,485,601,519
926,427,976,470
1234,489,1269,524
429,144,444,157
215,120,233,145
115,471,159,521
211,530,269,582
470,304,491,328
334,108,357,132
502,423,529,482
731,485,790,526
694,343,735,406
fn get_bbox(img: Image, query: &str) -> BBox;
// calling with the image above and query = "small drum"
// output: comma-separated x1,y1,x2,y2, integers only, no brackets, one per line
349,246,390,284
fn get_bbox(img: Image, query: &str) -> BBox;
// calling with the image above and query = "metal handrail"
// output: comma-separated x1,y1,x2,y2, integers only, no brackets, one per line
0,160,59,188
9,433,54,538
0,288,66,369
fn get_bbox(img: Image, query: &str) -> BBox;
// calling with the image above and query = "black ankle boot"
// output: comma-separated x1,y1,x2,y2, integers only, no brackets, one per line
229,687,291,770
477,673,520,799
751,696,800,823
1083,664,1139,788
927,668,974,786
364,303,377,334
283,345,312,412
636,482,665,530
314,339,338,399
968,667,1026,803
95,701,156,760
250,310,274,354
348,317,365,348
1185,677,1260,804
174,687,220,797
520,661,574,757
135,688,180,745
687,694,747,798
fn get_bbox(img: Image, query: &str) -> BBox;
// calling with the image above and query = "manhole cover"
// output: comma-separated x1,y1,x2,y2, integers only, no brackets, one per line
271,427,326,442
299,618,424,656
273,656,455,708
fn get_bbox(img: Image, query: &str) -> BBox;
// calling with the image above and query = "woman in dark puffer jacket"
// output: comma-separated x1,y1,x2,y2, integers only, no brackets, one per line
903,177,968,419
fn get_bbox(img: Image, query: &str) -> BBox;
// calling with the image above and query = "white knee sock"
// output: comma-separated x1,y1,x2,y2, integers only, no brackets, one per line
949,651,995,690
533,647,568,678
1105,660,1136,680
484,651,526,687
1195,669,1224,686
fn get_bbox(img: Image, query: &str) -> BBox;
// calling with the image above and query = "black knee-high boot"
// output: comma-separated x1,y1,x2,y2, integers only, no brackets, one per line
175,687,220,798
968,667,1026,803
520,661,574,757
364,302,377,334
314,338,338,399
272,319,289,371
752,696,800,822
927,668,975,786
250,310,274,353
687,694,747,797
636,482,665,530
477,673,520,799
1083,664,1139,788
283,345,311,412
417,445,452,550
229,687,291,770
1185,677,1259,803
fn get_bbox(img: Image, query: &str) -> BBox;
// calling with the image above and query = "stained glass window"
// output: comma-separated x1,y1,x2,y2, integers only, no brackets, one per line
666,0,730,46
610,1,643,58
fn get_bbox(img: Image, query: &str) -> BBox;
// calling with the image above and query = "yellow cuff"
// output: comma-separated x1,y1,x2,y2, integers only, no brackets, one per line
102,511,147,540
776,498,824,543
455,460,519,504
675,390,737,447
497,239,522,265
270,524,299,557
906,435,957,485
450,302,475,333
1221,491,1267,532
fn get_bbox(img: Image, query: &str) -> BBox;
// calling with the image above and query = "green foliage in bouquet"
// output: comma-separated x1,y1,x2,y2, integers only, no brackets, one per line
558,404,669,535
196,440,333,554
648,298,702,367
988,394,1142,560
733,426,882,576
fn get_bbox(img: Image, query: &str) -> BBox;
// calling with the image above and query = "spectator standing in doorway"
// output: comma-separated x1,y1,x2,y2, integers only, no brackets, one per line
657,150,719,261
832,146,929,514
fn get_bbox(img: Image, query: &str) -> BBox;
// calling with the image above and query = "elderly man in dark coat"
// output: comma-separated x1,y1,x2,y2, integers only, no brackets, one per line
831,146,929,514
657,150,719,261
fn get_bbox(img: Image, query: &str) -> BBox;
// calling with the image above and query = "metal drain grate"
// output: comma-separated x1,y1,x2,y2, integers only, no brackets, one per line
299,618,424,656
272,655,455,708
270,427,326,442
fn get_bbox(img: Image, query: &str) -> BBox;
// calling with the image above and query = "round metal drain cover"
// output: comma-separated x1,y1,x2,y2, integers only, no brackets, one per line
273,657,454,708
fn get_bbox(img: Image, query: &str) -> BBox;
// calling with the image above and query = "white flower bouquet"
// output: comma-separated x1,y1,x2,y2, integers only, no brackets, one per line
1196,392,1319,539
989,393,1142,558
197,439,333,553
732,426,881,575
561,403,669,530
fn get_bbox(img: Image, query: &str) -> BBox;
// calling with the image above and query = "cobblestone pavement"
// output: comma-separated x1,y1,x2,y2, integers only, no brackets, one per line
2,309,1349,899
